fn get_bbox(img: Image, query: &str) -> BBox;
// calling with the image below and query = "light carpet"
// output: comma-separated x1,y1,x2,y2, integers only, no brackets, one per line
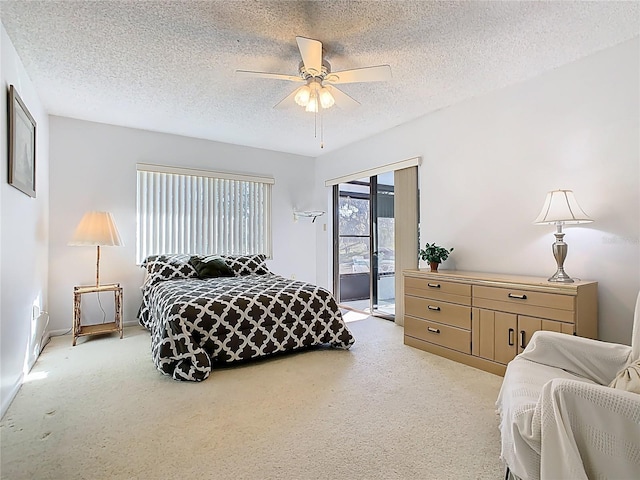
1,315,504,479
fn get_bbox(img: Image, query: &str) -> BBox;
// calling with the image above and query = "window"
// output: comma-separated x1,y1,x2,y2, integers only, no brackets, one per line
136,164,273,264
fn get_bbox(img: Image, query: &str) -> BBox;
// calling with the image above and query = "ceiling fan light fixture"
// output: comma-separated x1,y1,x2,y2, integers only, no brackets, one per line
319,87,335,109
305,95,319,113
305,82,321,113
294,85,311,107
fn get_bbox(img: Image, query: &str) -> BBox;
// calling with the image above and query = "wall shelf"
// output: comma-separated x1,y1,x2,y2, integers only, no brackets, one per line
293,210,325,223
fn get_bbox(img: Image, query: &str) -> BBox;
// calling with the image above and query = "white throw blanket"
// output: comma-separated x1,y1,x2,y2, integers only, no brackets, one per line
610,359,640,394
536,378,640,479
496,331,639,480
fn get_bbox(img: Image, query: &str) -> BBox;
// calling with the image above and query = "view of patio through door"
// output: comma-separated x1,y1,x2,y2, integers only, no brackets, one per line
333,172,395,319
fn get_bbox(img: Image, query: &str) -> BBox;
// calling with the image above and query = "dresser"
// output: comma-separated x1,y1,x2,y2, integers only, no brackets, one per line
403,270,598,375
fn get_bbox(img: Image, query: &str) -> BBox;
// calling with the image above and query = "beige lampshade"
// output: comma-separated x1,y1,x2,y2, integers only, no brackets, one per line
533,190,593,225
69,211,123,246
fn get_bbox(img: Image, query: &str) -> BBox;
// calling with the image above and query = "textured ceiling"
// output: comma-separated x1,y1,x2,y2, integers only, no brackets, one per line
1,1,639,157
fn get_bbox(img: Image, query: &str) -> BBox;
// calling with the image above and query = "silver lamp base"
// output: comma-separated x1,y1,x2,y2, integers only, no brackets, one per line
548,229,574,283
548,268,574,283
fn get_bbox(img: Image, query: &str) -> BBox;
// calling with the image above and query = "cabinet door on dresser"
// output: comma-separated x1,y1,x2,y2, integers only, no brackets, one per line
516,316,542,354
495,312,518,364
473,308,574,365
473,309,517,364
516,316,574,353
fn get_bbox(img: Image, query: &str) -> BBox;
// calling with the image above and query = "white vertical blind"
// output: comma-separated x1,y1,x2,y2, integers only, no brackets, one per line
136,166,273,264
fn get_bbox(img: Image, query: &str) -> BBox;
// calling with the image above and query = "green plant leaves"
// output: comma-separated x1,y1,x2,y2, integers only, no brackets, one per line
418,242,454,263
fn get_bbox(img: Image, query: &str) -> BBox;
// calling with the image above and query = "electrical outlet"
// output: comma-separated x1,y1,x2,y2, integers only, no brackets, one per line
291,274,296,279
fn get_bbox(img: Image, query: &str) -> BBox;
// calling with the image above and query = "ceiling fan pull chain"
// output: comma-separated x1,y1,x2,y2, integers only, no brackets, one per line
320,108,324,149
314,106,317,138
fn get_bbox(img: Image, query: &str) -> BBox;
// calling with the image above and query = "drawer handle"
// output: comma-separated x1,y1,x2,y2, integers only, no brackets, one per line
427,283,441,288
427,305,441,311
427,327,441,334
519,330,526,349
508,328,514,346
508,293,527,300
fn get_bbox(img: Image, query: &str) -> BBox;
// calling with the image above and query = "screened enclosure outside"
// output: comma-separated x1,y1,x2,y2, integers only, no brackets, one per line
338,191,370,275
336,176,395,317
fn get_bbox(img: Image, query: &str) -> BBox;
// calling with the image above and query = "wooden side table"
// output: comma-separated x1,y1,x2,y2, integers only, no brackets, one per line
73,283,123,346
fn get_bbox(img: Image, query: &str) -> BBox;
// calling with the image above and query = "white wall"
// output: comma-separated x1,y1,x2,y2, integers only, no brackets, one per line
48,117,315,333
315,38,640,344
0,24,50,417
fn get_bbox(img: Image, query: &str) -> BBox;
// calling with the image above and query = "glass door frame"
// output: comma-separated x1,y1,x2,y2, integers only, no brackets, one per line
332,180,371,305
370,175,379,315
332,178,394,321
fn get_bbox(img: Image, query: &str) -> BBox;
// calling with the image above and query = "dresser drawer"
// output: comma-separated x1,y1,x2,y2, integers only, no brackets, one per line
405,277,471,305
473,285,574,310
405,316,471,354
472,285,575,323
405,295,471,329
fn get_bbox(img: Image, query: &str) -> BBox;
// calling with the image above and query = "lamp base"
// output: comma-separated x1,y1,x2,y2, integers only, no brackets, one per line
548,228,574,283
548,268,574,283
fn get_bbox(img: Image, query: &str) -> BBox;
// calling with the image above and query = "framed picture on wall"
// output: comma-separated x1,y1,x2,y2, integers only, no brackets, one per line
8,84,37,198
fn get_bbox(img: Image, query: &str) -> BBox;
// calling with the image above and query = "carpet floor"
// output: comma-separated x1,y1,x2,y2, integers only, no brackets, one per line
1,315,504,479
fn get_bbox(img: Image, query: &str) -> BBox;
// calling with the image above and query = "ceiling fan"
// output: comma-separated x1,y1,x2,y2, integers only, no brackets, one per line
237,36,392,112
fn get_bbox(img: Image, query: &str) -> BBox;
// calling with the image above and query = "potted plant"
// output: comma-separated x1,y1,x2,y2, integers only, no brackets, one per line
419,242,454,272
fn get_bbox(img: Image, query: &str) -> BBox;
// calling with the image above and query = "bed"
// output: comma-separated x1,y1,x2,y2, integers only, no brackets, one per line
138,254,355,381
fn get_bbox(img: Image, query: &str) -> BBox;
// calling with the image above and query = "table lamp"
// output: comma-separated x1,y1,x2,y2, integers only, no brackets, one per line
534,190,592,283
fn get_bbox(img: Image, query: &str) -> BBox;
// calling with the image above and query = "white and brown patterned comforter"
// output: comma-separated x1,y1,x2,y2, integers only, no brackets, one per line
139,274,355,381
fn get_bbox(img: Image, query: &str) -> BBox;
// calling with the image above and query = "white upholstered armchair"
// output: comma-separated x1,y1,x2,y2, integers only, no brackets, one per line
496,292,640,480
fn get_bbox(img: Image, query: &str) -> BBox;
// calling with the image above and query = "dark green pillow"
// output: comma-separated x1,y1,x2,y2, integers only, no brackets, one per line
189,256,235,279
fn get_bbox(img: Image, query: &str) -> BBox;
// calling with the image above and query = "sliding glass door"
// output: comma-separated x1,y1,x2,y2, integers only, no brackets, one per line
333,174,395,319
335,179,371,310
373,172,395,317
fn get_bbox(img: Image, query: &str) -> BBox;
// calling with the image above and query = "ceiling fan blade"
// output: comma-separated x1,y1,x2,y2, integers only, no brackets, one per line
296,36,323,76
329,86,360,111
324,65,392,84
273,87,300,109
236,70,304,82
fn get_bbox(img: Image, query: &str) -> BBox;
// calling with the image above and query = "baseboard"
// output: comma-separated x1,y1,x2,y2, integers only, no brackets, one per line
41,331,52,347
1,373,24,420
48,327,72,337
